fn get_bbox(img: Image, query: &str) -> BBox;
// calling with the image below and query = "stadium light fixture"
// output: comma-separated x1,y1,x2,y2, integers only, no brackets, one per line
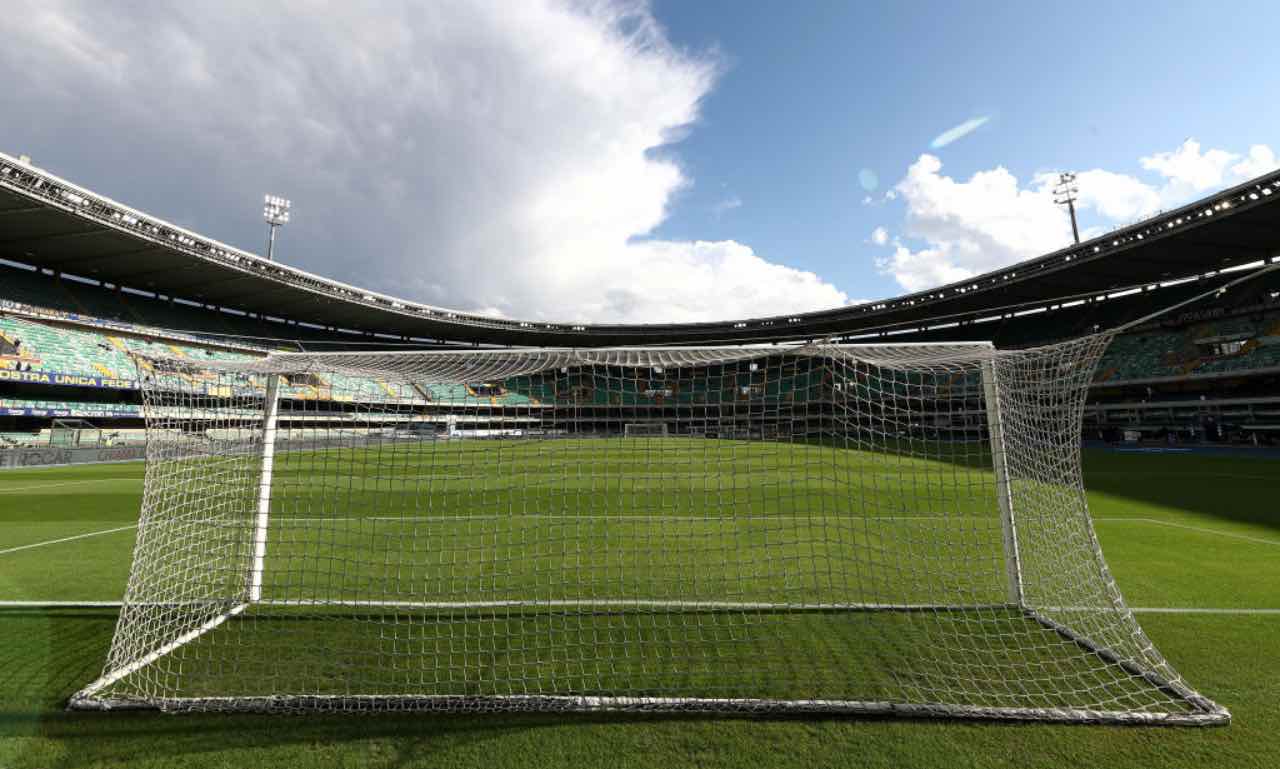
263,194,291,262
1053,172,1081,245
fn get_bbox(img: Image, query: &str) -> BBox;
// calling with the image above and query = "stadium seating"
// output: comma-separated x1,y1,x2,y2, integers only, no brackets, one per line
0,315,246,380
1096,311,1280,384
422,382,526,406
6,253,1280,414
7,300,1280,405
0,430,42,446
0,315,541,407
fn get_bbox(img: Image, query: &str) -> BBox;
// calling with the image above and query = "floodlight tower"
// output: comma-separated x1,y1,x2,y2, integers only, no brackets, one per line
263,195,291,262
1053,172,1080,245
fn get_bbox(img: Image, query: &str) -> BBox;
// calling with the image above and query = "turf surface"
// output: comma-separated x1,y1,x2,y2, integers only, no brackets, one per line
1,447,1278,767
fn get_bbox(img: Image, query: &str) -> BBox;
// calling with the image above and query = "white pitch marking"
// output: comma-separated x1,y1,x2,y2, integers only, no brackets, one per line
73,603,249,701
241,515,1280,544
273,514,978,523
1130,607,1280,615
3,601,1279,615
1087,471,1277,483
0,601,125,607
1096,517,1280,547
0,524,138,556
0,478,139,494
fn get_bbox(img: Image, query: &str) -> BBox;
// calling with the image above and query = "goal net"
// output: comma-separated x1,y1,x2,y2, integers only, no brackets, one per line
624,422,668,438
49,418,101,448
70,339,1227,724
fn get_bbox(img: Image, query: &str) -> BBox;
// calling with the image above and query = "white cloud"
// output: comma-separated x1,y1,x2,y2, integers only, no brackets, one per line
1068,169,1161,222
1232,145,1279,180
869,226,889,246
0,0,847,324
582,239,847,323
879,243,976,294
873,140,1278,292
876,154,1069,292
1140,140,1240,198
929,116,990,149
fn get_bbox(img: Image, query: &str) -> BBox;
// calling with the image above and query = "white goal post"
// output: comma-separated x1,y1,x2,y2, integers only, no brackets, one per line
623,422,668,437
70,339,1228,724
49,418,101,448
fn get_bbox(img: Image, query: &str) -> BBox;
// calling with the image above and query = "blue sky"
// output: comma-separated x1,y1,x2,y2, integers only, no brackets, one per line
0,1,1276,322
650,0,1280,300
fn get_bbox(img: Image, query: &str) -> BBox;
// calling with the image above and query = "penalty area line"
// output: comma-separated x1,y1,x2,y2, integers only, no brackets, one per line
0,478,140,494
0,524,138,556
1095,518,1280,547
1130,607,1280,615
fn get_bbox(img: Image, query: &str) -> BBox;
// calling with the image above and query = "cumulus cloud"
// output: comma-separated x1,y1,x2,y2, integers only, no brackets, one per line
875,154,1069,292
1068,169,1161,223
583,240,846,322
929,116,990,149
1232,145,1279,180
873,139,1278,292
0,0,847,323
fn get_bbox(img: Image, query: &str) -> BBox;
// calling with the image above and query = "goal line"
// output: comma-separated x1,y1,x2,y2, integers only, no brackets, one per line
10,600,1278,615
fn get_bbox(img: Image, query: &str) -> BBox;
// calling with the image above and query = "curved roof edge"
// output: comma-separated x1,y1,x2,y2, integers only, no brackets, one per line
2,149,1279,347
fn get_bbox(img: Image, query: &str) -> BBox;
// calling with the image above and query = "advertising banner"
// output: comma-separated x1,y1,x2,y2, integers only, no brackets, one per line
0,368,140,390
3,407,139,418
0,445,146,469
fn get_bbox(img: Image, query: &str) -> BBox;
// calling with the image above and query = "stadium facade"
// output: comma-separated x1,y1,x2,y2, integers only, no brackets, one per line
2,149,1280,452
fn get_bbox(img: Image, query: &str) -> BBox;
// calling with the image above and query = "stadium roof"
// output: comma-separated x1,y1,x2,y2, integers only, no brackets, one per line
2,149,1279,347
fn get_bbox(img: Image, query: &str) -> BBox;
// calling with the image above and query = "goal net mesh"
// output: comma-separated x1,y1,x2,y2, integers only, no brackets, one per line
71,338,1227,723
50,418,101,448
623,422,668,437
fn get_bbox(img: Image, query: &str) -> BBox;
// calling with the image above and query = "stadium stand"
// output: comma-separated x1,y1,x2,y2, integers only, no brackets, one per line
0,310,541,410
4,263,1279,450
0,315,246,380
4,154,1280,455
1095,308,1280,384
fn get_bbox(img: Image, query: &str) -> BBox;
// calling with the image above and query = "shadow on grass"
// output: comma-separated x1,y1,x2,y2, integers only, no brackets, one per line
0,609,646,766
0,607,1076,769
1081,449,1280,534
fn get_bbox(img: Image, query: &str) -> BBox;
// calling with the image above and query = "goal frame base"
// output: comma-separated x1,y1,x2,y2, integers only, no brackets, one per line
66,599,1230,725
66,692,1228,725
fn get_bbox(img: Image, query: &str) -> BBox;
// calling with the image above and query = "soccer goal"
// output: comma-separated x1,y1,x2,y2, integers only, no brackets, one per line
70,340,1228,724
623,422,668,438
49,418,101,448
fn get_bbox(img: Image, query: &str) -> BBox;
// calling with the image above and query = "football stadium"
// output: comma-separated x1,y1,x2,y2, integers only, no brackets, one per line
3,138,1280,768
3,6,1280,768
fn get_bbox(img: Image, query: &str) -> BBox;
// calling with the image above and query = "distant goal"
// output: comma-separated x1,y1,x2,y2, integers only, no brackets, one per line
623,422,668,438
49,418,101,448
71,340,1227,724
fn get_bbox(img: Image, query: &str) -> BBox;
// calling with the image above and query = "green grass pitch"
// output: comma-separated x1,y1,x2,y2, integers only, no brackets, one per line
1,447,1278,768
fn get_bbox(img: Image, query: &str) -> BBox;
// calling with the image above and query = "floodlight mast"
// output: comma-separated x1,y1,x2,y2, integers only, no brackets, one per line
1053,172,1080,245
263,194,291,262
